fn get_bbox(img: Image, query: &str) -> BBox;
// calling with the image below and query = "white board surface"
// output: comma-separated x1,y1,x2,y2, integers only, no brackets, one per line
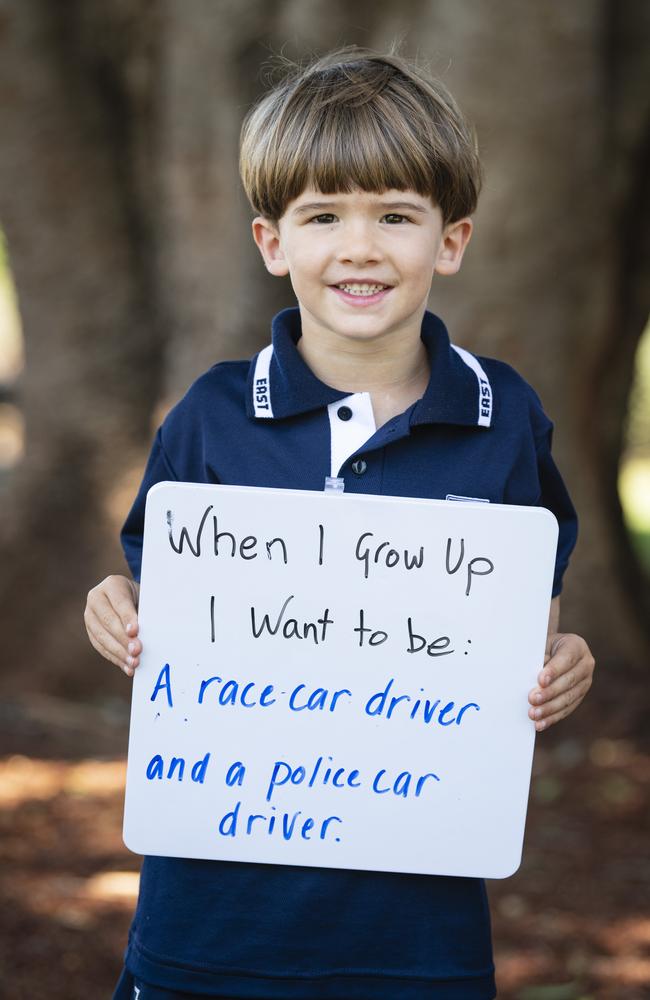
123,483,558,879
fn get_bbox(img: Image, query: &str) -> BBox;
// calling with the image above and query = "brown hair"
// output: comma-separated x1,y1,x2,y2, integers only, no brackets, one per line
239,46,482,226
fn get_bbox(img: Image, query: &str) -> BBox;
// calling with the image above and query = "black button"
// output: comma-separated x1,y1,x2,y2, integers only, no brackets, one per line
337,405,353,421
351,459,367,475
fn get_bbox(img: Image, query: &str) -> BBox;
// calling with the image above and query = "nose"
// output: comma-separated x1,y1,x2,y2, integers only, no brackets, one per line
336,220,382,265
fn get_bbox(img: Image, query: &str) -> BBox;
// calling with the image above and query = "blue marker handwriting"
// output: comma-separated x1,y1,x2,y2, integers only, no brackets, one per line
264,755,440,803
150,664,481,728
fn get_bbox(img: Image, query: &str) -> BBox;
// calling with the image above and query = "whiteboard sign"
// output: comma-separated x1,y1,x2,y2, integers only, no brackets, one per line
123,483,557,878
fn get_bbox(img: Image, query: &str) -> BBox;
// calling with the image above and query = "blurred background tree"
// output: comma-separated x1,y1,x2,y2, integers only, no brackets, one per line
0,0,648,720
1,4,650,998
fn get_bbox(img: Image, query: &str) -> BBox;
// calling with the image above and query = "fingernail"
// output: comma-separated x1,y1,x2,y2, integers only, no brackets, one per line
534,708,543,719
128,642,136,654
535,693,544,705
123,665,133,677
536,719,547,731
126,656,134,667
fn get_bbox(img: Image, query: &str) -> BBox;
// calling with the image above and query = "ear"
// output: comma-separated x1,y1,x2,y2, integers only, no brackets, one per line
252,217,290,277
434,218,473,276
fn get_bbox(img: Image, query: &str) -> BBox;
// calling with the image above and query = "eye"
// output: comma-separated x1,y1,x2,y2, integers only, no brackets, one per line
309,213,337,224
382,213,410,224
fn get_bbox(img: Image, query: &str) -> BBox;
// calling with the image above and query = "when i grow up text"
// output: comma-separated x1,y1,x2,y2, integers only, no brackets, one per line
138,506,496,848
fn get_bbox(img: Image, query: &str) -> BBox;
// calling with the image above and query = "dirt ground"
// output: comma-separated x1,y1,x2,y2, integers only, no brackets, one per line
0,684,648,1000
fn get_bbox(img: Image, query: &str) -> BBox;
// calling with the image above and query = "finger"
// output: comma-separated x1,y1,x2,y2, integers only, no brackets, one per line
538,637,588,688
539,654,594,702
529,665,583,706
85,612,136,676
86,589,133,651
104,575,140,632
534,702,578,732
84,605,140,667
87,576,139,634
529,677,591,728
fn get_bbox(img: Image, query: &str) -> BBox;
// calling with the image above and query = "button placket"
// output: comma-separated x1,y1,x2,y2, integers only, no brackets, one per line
327,392,376,479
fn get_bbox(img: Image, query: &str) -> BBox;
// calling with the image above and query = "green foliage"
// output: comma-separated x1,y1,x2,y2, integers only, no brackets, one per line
620,319,650,575
0,228,9,279
0,226,24,384
624,319,650,459
628,526,650,574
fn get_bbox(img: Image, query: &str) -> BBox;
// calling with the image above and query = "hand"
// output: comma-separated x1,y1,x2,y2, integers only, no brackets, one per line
84,574,141,677
528,632,594,731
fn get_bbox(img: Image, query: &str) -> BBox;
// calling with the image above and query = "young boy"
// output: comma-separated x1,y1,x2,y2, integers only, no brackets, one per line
85,48,595,1000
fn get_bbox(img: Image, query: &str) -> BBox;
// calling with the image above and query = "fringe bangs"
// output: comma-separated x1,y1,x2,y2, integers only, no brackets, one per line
240,49,482,224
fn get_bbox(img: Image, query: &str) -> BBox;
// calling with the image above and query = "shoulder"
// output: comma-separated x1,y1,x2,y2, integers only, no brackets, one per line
175,360,250,410
158,359,250,460
474,355,553,439
163,360,249,424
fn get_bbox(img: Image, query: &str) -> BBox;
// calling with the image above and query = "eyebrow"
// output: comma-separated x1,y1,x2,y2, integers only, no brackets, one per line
291,200,429,216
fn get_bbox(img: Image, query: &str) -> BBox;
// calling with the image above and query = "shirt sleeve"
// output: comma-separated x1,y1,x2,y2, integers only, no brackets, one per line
121,427,179,582
528,391,578,597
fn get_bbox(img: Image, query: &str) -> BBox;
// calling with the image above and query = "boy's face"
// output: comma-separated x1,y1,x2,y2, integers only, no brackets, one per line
253,188,472,348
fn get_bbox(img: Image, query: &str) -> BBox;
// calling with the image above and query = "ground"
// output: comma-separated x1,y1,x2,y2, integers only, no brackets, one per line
0,686,648,1000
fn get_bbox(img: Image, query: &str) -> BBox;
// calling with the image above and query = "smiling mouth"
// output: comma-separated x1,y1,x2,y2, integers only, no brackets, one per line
333,282,391,296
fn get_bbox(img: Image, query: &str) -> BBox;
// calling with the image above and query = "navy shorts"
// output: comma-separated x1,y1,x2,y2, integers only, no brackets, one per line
113,968,239,1000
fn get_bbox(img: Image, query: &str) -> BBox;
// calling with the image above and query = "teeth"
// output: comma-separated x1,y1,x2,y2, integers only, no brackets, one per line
337,283,387,296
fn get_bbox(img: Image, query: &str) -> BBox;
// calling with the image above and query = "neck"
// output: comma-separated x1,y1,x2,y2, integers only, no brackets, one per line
296,312,430,426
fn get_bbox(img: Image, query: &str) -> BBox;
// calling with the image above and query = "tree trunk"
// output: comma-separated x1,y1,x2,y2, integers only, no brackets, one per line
0,0,163,695
0,0,647,702
418,0,650,673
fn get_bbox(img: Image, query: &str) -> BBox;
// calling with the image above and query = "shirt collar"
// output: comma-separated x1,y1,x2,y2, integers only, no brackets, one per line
246,306,494,429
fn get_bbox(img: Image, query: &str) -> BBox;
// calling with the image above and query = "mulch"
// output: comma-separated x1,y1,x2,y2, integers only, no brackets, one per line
0,690,648,1000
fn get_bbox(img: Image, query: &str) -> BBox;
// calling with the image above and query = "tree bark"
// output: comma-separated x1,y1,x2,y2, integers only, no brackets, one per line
0,0,163,694
0,0,647,699
418,0,650,668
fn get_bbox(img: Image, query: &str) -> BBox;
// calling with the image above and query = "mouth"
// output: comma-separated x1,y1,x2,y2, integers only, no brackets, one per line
334,282,390,296
330,282,392,305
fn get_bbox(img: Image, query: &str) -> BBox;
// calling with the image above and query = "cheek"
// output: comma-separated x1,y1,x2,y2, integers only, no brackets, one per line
422,246,440,283
285,245,327,284
403,253,437,290
396,237,439,276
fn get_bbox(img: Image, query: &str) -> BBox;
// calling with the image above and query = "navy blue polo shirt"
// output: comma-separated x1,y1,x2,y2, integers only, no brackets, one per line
120,307,577,999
